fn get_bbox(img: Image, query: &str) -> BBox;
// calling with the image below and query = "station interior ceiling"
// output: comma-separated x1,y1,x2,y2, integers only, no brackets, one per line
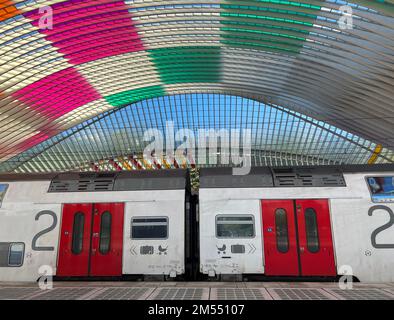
1,0,393,172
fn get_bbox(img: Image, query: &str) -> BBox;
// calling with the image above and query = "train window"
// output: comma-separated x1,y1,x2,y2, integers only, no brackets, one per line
99,211,112,255
216,215,255,238
131,217,168,239
275,209,289,253
8,243,24,267
304,208,320,253
71,212,85,255
367,176,394,203
0,184,8,208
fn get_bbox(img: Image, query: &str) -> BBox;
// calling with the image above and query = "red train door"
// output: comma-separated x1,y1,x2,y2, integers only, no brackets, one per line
57,204,93,276
90,203,124,276
296,199,336,276
57,203,124,277
262,200,299,276
262,199,336,277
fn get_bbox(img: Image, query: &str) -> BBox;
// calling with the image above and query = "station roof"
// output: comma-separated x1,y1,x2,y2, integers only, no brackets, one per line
1,1,393,171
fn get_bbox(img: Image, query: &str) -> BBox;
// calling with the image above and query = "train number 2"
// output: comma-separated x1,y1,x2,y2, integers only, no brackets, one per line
368,205,394,249
32,210,58,251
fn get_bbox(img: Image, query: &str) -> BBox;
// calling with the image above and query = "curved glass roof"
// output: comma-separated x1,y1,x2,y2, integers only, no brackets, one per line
0,0,393,169
2,93,393,173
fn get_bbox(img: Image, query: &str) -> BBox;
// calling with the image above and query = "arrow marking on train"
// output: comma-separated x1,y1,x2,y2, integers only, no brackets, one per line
248,244,256,254
130,246,137,255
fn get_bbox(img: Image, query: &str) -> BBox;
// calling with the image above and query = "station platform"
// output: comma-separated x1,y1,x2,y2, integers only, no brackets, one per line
1,282,394,300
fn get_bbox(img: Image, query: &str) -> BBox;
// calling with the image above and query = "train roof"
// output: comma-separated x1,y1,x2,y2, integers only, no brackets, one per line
0,169,189,192
199,164,394,188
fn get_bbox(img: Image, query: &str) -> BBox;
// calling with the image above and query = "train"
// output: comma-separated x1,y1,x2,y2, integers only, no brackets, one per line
0,165,393,283
0,170,196,282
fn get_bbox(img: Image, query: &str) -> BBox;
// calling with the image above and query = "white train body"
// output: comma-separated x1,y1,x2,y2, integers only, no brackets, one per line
0,171,188,282
199,166,394,283
1,165,394,283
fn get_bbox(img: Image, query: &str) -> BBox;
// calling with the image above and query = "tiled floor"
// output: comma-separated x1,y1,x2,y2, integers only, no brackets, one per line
0,282,393,300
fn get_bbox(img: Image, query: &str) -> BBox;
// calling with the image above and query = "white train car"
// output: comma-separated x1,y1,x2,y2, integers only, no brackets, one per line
0,170,191,282
199,165,394,282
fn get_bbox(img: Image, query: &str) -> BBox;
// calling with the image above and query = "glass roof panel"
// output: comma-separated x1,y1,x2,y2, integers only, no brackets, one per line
1,93,392,173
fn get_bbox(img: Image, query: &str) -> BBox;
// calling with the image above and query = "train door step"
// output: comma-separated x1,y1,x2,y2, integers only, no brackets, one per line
143,275,166,281
219,274,243,282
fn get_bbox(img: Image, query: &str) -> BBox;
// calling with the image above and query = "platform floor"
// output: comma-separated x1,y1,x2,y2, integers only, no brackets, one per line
1,282,394,300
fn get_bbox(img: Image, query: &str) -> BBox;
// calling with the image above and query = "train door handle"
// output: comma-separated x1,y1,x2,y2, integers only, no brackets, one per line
300,247,305,253
93,233,99,237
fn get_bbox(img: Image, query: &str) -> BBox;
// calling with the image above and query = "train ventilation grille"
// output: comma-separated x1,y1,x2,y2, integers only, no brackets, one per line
321,176,346,186
273,170,346,187
48,173,116,192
